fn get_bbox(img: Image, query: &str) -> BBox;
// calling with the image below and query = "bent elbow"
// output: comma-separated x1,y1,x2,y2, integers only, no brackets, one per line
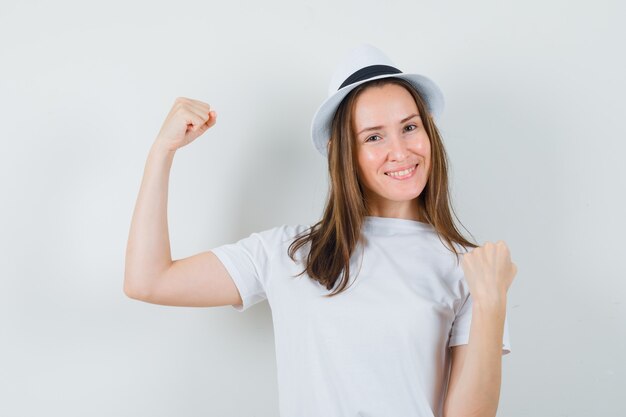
123,276,150,301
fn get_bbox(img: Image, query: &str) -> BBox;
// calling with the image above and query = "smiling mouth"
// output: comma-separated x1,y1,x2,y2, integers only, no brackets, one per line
385,164,418,178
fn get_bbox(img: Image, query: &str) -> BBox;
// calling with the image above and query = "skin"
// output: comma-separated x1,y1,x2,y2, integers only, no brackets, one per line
351,83,431,222
351,84,518,417
125,93,518,416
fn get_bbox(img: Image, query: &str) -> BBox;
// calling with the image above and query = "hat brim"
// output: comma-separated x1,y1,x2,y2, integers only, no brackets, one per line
310,73,444,157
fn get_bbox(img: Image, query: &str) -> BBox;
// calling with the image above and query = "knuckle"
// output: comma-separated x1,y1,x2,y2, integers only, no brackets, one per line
174,97,189,108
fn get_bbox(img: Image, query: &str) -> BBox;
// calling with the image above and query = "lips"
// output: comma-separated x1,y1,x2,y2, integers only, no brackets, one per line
384,164,418,176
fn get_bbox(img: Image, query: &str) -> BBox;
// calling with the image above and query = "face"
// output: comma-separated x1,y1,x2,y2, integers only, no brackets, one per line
351,83,431,219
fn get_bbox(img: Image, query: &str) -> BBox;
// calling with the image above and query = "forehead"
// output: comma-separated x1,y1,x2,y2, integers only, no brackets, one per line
352,84,418,127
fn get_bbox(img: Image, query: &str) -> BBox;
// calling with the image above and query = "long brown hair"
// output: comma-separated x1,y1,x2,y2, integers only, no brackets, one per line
288,77,478,296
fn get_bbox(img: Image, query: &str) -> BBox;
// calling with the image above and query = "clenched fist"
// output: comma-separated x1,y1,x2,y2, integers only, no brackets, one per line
154,97,217,152
460,241,517,304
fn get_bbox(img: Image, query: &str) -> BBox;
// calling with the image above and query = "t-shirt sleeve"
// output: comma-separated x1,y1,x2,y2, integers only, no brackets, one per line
448,292,512,355
209,226,281,312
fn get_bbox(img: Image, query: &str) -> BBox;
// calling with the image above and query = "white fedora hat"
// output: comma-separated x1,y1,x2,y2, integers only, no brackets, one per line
310,43,445,157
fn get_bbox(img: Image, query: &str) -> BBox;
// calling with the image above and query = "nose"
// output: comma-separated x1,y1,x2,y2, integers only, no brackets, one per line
387,133,408,161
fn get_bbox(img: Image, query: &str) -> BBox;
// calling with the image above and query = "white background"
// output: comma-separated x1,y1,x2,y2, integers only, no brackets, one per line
1,0,624,416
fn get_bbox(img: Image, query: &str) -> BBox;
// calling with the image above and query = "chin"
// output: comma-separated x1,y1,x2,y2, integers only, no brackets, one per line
389,187,424,200
366,183,425,202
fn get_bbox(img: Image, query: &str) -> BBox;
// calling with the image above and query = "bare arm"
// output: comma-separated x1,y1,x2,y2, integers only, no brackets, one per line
123,97,241,307
123,141,176,298
444,242,516,417
443,298,506,417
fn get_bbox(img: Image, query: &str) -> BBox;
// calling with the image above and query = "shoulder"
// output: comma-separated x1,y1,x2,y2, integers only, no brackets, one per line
450,241,472,255
253,223,313,241
242,223,313,265
248,223,314,253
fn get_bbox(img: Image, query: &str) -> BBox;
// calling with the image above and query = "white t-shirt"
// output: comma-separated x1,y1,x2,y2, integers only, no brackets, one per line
210,215,511,417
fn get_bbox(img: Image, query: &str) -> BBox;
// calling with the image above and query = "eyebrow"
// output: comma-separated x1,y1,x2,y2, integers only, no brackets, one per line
357,113,421,136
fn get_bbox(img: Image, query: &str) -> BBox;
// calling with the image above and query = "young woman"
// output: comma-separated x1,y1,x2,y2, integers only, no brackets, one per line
124,44,517,417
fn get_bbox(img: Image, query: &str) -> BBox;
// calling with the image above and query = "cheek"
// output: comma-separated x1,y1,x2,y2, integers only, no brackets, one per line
417,136,432,165
357,152,384,189
358,149,381,173
424,148,432,176
418,133,431,152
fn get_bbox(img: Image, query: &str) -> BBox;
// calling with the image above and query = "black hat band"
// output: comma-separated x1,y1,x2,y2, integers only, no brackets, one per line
338,64,402,90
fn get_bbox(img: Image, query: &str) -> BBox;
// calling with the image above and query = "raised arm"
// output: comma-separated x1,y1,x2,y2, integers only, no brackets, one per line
123,97,242,307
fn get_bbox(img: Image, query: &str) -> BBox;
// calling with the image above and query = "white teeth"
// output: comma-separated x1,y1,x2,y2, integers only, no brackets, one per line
386,165,416,177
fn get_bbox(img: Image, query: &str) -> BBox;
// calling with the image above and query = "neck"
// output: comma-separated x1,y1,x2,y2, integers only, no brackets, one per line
366,198,423,221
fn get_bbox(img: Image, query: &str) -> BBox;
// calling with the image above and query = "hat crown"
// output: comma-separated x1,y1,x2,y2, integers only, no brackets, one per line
327,44,398,97
311,43,444,157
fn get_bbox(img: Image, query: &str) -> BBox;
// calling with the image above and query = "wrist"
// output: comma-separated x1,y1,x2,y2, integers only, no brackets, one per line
150,141,177,157
473,291,507,310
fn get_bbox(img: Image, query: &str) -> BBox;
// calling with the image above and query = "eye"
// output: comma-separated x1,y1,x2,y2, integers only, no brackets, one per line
404,124,417,132
365,135,381,143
